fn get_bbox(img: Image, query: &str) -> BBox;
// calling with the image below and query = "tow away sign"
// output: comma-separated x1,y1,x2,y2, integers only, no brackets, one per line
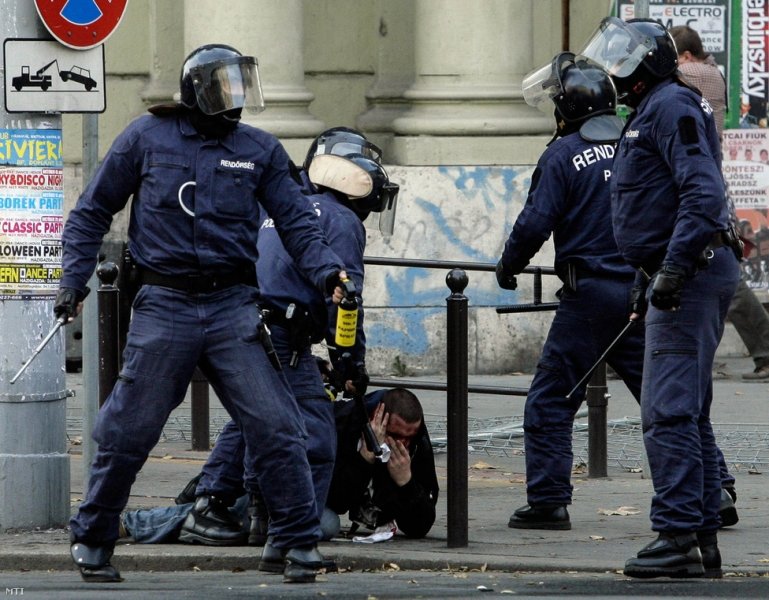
35,0,129,50
3,39,105,113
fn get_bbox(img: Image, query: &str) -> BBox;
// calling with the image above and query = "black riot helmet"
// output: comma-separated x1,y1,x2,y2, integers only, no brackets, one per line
179,44,265,115
305,127,400,234
523,52,617,123
580,17,678,106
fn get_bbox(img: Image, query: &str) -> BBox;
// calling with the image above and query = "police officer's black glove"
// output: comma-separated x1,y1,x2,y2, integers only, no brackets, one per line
348,362,370,397
650,264,687,311
53,287,87,323
630,283,648,318
495,260,518,291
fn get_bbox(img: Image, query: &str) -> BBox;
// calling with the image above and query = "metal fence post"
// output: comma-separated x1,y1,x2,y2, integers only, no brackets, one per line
97,262,120,407
586,362,608,478
446,268,469,548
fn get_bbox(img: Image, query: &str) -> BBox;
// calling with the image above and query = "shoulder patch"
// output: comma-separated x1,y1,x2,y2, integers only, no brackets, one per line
678,116,699,146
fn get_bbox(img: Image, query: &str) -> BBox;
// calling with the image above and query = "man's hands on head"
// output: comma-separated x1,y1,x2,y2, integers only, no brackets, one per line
360,402,388,464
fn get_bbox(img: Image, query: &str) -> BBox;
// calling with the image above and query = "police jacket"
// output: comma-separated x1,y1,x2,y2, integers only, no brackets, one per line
61,112,343,294
256,170,366,367
499,117,634,282
611,78,728,277
326,391,439,539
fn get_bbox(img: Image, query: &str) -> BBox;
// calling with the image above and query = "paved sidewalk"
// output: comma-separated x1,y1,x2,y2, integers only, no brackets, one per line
0,357,767,577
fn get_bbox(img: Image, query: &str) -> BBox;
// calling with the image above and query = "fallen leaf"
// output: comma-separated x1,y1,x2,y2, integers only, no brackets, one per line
589,535,605,541
471,461,497,470
758,558,769,563
386,562,400,571
597,506,641,516
477,585,494,592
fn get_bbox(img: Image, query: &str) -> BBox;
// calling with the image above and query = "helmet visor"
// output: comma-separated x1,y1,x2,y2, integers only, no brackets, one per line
580,17,653,79
191,56,265,115
315,135,382,164
377,181,400,235
524,53,580,114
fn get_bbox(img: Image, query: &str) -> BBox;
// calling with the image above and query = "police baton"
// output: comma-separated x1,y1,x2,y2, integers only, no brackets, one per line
10,316,67,384
565,319,637,400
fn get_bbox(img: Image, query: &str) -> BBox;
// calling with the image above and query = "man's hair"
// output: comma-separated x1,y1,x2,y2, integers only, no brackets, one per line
669,25,707,60
382,387,423,424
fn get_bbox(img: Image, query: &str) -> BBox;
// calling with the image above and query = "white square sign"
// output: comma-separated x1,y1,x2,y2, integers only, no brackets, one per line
3,39,105,113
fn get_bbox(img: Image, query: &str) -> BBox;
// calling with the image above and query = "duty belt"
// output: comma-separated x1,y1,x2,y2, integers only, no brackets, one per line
138,267,257,293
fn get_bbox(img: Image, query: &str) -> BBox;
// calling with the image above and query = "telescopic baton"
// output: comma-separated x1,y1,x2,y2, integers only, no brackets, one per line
565,319,636,400
10,316,67,384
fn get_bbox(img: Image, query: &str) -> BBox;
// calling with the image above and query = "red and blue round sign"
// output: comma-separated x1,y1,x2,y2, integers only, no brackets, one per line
34,0,129,50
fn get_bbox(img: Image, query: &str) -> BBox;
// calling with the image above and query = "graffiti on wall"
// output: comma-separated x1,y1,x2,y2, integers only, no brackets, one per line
360,164,554,372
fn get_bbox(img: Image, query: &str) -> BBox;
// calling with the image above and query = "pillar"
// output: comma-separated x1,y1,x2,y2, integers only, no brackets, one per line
364,0,553,165
184,0,323,159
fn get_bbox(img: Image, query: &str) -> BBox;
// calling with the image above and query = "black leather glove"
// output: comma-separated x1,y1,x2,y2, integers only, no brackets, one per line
495,260,518,290
630,283,648,318
53,287,85,323
347,362,369,397
650,264,687,310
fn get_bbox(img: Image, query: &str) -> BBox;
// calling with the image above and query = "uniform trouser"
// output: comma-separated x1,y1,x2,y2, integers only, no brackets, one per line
198,323,336,526
726,276,769,368
523,277,645,506
69,285,321,549
642,247,740,532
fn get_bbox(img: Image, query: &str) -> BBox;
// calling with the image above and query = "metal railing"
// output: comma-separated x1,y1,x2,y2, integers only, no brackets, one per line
95,256,610,548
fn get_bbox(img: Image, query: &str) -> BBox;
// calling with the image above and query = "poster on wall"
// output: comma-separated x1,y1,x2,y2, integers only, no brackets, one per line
0,129,64,300
723,129,769,288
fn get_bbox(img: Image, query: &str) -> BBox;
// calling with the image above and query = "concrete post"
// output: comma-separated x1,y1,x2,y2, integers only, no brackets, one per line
0,0,69,530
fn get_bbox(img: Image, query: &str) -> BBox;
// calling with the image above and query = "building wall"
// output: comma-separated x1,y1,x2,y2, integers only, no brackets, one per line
63,0,737,376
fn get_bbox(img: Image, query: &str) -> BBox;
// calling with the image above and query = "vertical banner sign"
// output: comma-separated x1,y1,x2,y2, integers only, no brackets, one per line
722,0,769,290
0,129,64,299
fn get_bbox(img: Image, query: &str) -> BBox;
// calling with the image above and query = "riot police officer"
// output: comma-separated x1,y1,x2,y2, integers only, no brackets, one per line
582,18,741,579
59,44,349,585
176,128,399,572
496,52,645,530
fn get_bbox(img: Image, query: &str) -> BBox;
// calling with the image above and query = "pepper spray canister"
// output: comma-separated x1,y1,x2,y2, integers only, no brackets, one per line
335,278,358,348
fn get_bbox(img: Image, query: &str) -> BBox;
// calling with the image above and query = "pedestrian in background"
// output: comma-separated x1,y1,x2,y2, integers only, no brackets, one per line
670,24,769,383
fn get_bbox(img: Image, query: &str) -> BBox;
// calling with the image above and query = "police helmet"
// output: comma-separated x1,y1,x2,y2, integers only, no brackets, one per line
179,44,265,115
306,127,400,233
523,52,616,123
580,17,677,103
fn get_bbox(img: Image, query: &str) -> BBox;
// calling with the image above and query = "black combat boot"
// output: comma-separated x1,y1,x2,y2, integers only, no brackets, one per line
70,540,123,583
178,495,246,546
508,504,571,530
259,537,338,575
248,490,269,546
624,532,704,579
283,545,325,584
718,487,738,528
697,530,723,578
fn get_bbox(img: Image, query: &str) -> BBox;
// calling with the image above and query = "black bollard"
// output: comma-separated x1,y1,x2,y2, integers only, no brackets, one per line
96,261,120,408
190,368,210,451
586,362,609,478
446,268,469,548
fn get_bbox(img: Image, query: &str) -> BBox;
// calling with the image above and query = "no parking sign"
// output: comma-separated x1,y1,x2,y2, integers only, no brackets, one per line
34,0,129,50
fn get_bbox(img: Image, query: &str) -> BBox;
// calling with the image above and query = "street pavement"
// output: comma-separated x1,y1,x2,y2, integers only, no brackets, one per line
0,356,767,582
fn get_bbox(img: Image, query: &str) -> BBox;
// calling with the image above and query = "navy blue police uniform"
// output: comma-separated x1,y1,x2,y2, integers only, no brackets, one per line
63,111,344,554
612,78,740,534
499,120,645,511
196,169,367,522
